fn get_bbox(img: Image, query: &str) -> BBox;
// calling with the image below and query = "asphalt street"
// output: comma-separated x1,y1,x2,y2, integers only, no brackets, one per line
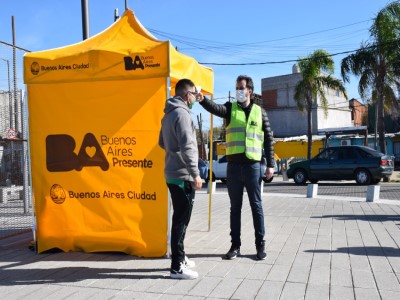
208,176,400,201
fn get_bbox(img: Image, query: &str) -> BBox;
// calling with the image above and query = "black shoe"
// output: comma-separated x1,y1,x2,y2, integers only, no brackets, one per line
256,242,266,260
225,245,240,260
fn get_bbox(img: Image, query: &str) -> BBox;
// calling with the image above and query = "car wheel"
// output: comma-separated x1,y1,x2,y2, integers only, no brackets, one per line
262,176,273,183
355,168,371,185
309,179,319,184
293,169,307,184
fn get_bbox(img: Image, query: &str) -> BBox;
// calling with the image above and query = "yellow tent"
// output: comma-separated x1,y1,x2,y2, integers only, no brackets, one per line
23,10,213,256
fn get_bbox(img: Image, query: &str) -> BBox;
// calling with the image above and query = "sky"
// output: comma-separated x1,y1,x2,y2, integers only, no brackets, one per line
0,0,394,130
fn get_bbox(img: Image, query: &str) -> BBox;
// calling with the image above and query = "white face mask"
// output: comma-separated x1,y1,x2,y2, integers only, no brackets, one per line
236,90,246,103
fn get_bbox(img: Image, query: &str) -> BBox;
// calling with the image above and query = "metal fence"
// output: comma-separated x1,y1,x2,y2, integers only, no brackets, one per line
0,41,32,239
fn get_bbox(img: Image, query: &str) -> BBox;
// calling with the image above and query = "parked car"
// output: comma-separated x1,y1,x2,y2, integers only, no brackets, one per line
198,158,209,182
286,145,394,185
209,155,273,183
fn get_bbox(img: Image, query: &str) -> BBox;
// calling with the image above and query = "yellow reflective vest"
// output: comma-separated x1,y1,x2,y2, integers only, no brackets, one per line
226,102,264,160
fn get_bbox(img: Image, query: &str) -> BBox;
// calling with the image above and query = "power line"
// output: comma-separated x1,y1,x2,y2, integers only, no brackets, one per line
149,19,371,51
198,39,400,66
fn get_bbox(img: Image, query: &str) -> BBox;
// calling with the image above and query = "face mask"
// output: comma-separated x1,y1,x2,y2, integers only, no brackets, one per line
236,90,246,103
187,93,196,109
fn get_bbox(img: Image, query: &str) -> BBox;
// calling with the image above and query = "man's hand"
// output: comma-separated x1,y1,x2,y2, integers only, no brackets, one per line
193,176,203,190
265,167,274,179
196,92,204,102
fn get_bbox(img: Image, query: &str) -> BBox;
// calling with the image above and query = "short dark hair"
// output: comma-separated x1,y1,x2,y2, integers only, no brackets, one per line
236,75,254,93
175,79,195,97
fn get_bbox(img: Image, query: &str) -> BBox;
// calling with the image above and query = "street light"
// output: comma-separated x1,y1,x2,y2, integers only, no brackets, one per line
0,57,12,129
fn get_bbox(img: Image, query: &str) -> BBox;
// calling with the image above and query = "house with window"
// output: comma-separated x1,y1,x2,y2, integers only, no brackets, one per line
260,65,352,138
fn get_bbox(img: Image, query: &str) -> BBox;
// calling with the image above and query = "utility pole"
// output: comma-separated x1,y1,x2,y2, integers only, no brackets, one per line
374,101,378,150
81,0,89,40
114,8,119,22
11,16,20,133
197,114,206,160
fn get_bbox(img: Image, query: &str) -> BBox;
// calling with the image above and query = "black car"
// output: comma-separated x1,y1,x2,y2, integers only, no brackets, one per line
286,145,394,185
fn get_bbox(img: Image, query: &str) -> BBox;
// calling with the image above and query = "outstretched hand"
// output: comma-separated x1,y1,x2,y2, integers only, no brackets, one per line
196,92,204,102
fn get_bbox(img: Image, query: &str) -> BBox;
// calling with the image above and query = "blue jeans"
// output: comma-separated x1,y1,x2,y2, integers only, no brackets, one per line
167,181,194,271
226,161,265,247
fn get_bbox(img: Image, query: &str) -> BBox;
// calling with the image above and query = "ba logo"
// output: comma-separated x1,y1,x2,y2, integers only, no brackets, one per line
50,184,66,204
46,133,109,172
31,62,40,75
124,55,144,70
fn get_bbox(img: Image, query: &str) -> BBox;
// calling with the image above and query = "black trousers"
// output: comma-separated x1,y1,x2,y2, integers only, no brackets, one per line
167,181,195,271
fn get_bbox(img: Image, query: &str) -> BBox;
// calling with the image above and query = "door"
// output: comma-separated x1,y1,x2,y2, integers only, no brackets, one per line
310,148,340,180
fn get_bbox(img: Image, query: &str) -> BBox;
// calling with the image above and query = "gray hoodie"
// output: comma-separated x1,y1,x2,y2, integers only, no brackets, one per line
158,96,199,181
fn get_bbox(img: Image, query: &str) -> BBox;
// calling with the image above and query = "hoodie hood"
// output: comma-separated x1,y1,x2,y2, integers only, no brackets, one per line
164,96,190,114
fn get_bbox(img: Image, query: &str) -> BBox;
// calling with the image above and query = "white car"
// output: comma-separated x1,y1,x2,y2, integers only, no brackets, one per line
209,155,273,183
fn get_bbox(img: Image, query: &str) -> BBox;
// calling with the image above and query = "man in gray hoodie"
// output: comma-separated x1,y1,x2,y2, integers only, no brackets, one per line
159,78,202,280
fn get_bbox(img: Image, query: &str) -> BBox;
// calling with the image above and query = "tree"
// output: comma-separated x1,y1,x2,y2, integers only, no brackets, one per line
341,1,400,154
294,49,348,159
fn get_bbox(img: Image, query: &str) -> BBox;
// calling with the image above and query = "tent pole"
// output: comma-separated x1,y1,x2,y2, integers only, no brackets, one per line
125,0,129,11
166,77,171,258
208,98,214,232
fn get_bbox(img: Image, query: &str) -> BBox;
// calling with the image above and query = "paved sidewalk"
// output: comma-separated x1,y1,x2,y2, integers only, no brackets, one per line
1,191,400,299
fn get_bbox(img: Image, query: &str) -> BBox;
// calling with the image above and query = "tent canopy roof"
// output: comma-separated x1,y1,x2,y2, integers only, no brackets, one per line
24,10,213,95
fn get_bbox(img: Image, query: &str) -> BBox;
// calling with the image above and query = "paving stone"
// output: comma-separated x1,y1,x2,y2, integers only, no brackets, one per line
231,279,264,300
207,277,242,299
349,254,371,270
246,263,272,280
304,284,329,300
331,252,351,270
354,287,381,300
331,268,353,287
292,252,313,268
330,285,355,300
352,269,377,289
266,264,291,282
287,266,310,283
186,276,221,297
225,261,254,279
380,290,400,300
279,282,306,300
368,255,393,273
308,266,330,285
373,271,400,292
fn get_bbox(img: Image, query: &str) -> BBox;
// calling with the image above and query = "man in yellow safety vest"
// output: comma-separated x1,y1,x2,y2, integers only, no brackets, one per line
197,75,275,260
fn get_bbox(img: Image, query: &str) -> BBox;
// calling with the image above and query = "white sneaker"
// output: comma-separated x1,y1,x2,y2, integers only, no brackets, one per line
184,255,196,268
170,263,198,280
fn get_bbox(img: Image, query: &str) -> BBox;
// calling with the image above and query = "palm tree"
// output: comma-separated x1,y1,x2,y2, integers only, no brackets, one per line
341,1,400,154
294,49,348,159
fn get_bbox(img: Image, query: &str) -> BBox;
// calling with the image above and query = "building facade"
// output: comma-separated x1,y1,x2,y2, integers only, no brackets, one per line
349,98,368,126
261,65,352,138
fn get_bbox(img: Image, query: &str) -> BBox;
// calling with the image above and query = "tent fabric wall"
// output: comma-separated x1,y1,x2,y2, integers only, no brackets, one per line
23,10,213,256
